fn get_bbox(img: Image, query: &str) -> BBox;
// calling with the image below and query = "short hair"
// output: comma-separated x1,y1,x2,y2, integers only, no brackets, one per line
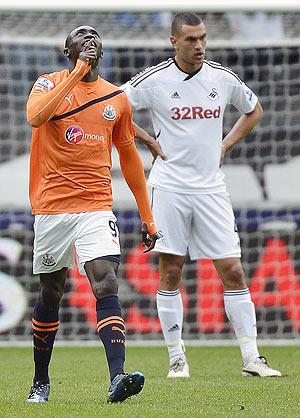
171,13,203,36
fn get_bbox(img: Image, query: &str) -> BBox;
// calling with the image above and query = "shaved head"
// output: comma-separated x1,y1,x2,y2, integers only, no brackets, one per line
171,13,203,36
63,25,103,71
65,25,101,48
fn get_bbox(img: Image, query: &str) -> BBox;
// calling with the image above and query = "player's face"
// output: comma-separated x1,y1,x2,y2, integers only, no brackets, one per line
171,23,207,72
66,26,102,64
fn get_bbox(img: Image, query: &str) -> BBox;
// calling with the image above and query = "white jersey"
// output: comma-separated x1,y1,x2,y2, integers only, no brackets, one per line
122,58,258,194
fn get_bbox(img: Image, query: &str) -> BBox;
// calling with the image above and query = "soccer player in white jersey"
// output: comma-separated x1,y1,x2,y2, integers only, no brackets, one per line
123,13,282,378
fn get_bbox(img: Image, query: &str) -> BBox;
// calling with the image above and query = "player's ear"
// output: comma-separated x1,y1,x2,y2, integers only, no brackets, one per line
64,47,70,58
100,49,104,59
170,36,177,48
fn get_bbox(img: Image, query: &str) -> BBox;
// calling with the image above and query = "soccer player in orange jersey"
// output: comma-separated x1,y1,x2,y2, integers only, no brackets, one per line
26,25,159,404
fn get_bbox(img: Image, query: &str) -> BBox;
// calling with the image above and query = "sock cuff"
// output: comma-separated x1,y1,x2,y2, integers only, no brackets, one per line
32,317,59,332
224,288,249,297
224,288,252,303
157,289,180,298
96,295,120,311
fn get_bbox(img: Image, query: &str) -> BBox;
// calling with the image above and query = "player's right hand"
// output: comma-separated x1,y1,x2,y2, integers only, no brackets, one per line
79,38,98,66
141,223,160,253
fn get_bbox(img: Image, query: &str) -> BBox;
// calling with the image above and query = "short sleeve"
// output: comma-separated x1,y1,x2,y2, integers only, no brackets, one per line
229,79,258,114
113,94,135,148
121,77,154,110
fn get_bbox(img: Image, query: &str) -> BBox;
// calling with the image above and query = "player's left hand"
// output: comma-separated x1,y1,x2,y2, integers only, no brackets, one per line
141,223,160,253
79,38,99,66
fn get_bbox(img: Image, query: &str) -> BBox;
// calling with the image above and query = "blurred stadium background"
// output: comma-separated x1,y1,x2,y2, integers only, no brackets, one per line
0,0,300,344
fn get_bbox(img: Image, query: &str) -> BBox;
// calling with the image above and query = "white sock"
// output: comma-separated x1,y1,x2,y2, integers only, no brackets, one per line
156,289,185,364
223,288,259,365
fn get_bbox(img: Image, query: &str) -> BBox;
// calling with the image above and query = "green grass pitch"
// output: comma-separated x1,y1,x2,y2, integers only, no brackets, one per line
0,345,299,417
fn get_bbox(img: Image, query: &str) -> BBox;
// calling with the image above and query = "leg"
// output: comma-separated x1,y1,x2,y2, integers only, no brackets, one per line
149,189,192,377
214,257,259,362
157,253,189,377
85,258,124,381
84,257,144,402
27,268,67,403
214,258,281,377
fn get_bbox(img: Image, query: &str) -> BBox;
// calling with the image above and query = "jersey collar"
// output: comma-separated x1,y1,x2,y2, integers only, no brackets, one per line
173,58,203,81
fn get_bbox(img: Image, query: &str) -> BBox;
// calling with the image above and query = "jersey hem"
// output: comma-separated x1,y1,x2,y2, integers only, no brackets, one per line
189,251,241,261
32,207,112,215
152,247,187,257
147,182,227,195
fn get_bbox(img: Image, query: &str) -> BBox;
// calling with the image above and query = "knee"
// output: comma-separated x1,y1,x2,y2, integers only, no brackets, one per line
223,263,245,288
162,264,183,288
92,270,118,300
40,284,63,305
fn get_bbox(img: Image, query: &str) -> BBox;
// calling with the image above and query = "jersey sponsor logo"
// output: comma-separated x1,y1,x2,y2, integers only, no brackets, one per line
171,91,181,99
33,77,54,92
65,125,105,145
103,104,116,121
65,125,84,144
171,105,221,120
207,88,219,101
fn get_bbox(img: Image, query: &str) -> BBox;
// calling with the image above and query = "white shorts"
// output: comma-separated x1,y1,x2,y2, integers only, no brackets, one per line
33,211,120,275
151,189,241,260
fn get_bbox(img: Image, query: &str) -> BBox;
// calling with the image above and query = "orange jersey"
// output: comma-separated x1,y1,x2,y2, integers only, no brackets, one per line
28,69,135,214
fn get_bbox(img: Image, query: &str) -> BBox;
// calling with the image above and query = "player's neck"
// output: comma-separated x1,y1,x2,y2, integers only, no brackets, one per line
174,56,203,75
81,67,99,82
68,62,100,82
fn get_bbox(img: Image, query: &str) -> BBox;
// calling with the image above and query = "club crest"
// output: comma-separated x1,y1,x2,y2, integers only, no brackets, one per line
207,88,219,101
103,104,116,121
41,253,56,267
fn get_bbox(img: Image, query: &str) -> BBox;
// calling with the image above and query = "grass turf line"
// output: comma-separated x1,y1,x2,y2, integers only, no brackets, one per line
0,346,299,417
